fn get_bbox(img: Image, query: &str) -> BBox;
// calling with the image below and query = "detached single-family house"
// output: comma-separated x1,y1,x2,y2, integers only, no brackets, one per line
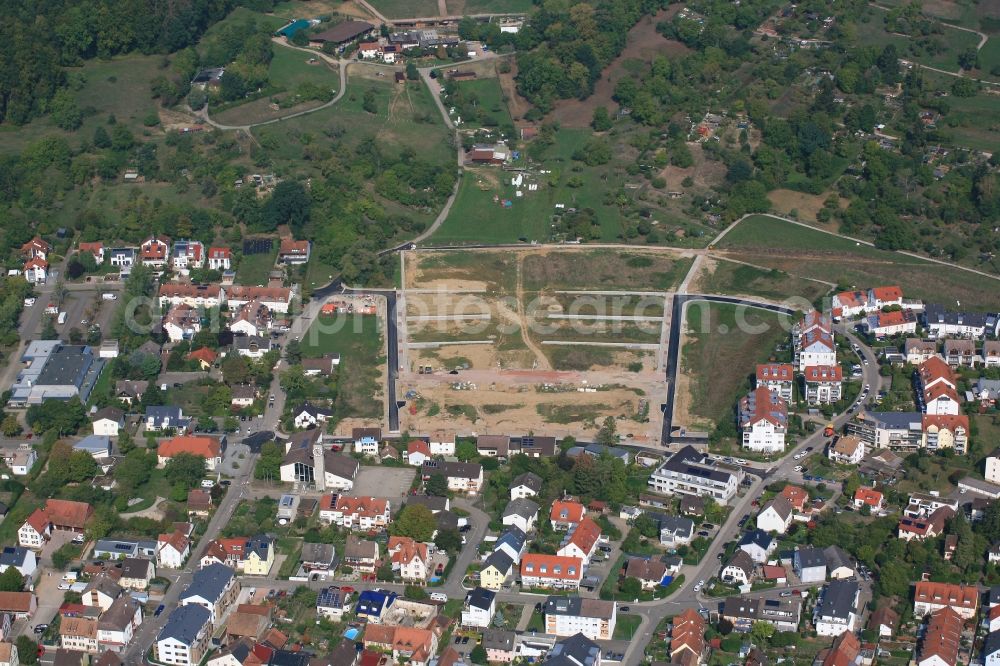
550,501,586,531
91,408,124,437
756,496,793,534
510,472,542,500
721,550,755,587
462,588,497,628
794,547,827,583
502,499,539,534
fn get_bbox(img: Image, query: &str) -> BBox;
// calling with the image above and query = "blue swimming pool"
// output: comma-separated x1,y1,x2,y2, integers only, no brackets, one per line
344,628,360,640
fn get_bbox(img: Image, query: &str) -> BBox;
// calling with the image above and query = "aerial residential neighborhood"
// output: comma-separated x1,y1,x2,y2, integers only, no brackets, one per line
1,0,1000,664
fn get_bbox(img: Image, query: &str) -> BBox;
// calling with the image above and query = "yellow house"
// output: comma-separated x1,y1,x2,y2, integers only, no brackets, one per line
243,535,274,576
479,551,513,591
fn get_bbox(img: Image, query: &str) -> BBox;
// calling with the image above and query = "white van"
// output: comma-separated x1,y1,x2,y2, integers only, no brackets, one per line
23,298,35,307
430,592,448,602
101,293,117,301
57,312,67,325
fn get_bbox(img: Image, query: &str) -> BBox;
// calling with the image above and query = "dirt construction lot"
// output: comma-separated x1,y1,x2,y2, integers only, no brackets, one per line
399,248,669,441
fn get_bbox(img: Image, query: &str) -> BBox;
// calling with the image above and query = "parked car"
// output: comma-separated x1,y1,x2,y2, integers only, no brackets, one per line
154,605,165,617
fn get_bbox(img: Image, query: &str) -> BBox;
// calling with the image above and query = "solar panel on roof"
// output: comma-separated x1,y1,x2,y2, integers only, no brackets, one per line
115,544,132,551
765,599,780,607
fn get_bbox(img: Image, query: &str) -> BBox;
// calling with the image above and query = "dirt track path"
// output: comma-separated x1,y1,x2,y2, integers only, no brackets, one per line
515,255,551,370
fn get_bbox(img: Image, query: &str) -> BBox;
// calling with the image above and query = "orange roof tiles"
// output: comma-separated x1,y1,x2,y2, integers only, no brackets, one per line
564,517,602,555
780,485,809,511
854,487,883,507
921,414,969,433
803,365,843,382
919,607,962,666
334,496,389,518
159,435,221,460
520,553,583,581
550,500,585,525
914,582,979,612
871,286,902,302
44,499,93,529
756,364,794,382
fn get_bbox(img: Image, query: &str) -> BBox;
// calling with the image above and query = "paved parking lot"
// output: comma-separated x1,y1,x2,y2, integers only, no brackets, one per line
347,466,416,500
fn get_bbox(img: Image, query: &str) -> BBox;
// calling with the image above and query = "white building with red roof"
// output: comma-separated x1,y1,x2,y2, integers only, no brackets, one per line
207,246,232,271
832,286,903,318
225,285,294,313
140,236,171,268
387,536,430,582
556,517,602,564
21,236,51,261
23,257,48,284
321,496,390,531
78,242,105,263
550,500,586,531
18,509,50,549
278,239,311,265
171,240,205,274
922,414,969,454
864,310,917,338
406,440,431,467
738,387,787,453
797,328,837,371
803,365,843,404
157,528,191,568
520,554,583,590
756,364,794,401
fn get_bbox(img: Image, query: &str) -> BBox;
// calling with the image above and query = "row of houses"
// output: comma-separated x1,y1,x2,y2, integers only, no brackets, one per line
903,337,1000,367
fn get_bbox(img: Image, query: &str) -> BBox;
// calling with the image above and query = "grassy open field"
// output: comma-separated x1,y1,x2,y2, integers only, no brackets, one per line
855,9,982,71
522,250,693,293
716,215,1000,309
450,77,514,128
197,7,287,60
301,313,384,419
214,44,340,125
432,128,682,245
678,302,791,428
0,54,169,154
255,68,453,167
447,0,535,13
368,0,438,18
236,244,279,285
691,258,831,305
916,70,1000,152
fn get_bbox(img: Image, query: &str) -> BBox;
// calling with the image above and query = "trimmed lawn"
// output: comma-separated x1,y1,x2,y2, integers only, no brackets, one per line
450,77,514,128
452,0,536,12
236,245,278,286
613,614,643,640
717,215,1000,310
301,314,384,420
680,302,790,426
368,0,438,18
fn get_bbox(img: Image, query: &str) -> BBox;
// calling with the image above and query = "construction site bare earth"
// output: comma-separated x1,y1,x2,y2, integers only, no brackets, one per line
394,248,684,442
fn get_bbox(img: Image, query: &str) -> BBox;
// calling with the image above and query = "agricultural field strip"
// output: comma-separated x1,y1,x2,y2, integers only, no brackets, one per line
407,341,494,348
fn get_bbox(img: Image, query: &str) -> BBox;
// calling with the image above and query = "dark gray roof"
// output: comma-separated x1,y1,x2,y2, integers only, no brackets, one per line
482,629,515,652
158,604,210,644
312,640,360,666
923,304,990,327
726,550,755,576
739,529,773,551
656,514,694,537
865,411,922,428
503,498,539,520
179,562,234,603
496,526,526,552
120,558,152,579
823,545,853,572
484,550,513,573
512,472,543,493
36,345,95,386
422,460,482,479
796,546,826,570
543,596,615,619
466,587,496,610
0,546,30,567
818,580,859,621
85,573,123,599
663,446,736,483
301,542,335,565
296,403,333,418
985,630,1000,657
546,633,601,666
245,534,272,561
407,495,449,512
